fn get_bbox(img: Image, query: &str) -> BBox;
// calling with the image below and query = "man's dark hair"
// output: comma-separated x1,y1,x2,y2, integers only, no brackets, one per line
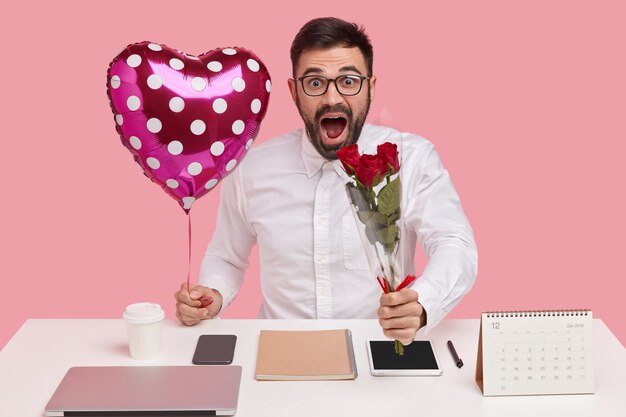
290,17,373,77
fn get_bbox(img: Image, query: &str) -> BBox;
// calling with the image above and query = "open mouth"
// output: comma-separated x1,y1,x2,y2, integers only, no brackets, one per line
320,113,348,146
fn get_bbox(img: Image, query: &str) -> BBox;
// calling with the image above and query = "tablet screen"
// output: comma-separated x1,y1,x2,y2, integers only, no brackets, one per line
369,340,439,370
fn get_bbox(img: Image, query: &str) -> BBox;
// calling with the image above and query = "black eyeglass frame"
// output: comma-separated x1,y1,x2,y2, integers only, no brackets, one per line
294,74,371,97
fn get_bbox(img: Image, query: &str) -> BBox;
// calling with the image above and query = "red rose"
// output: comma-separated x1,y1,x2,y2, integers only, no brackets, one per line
377,142,400,176
336,144,361,175
355,154,384,188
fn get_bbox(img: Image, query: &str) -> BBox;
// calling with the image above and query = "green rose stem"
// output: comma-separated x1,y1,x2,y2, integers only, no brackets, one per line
395,340,404,355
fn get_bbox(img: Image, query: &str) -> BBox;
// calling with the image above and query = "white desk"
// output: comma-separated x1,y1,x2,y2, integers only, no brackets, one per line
1,319,624,416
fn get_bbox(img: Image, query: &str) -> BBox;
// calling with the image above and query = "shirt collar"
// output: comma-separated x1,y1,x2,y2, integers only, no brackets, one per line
300,124,373,178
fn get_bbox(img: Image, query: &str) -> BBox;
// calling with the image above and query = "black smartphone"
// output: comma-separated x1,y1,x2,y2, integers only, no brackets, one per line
192,334,237,365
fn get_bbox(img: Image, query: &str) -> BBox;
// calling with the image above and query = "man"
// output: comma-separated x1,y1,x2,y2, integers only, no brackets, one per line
174,17,478,345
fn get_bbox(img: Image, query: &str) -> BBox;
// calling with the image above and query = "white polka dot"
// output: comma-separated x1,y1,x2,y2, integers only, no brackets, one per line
225,159,237,171
190,119,206,135
146,157,160,169
129,136,142,150
110,75,121,89
187,162,202,176
210,141,225,156
222,48,237,55
207,61,222,72
251,99,262,114
127,54,142,68
247,59,260,72
168,140,183,155
169,58,184,70
266,80,272,92
246,139,254,149
147,74,162,89
126,95,140,111
232,77,245,92
148,43,162,51
169,97,185,113
205,179,218,189
147,118,162,133
182,196,195,209
191,77,206,91
232,120,245,135
213,98,227,114
166,179,179,188
115,114,123,125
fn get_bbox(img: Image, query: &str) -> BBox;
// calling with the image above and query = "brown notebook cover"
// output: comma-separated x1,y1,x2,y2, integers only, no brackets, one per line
255,329,357,381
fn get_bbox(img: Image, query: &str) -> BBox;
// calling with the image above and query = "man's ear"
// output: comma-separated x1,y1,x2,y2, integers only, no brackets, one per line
288,78,297,104
369,75,377,103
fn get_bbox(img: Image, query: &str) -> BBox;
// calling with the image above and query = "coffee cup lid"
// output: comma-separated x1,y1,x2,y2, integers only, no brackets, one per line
123,302,165,324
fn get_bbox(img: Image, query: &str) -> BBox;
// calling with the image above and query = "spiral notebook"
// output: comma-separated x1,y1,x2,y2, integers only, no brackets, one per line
476,310,594,396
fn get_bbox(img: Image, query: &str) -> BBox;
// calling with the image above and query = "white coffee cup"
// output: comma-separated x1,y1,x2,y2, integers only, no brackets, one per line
123,302,165,360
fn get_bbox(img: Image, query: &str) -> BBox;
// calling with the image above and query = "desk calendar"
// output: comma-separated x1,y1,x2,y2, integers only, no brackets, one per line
476,310,594,396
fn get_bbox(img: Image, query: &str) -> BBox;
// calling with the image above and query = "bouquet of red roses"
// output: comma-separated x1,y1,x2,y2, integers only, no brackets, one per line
337,142,416,355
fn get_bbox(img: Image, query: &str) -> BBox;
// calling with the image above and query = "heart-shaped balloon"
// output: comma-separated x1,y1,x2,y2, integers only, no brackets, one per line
107,41,271,212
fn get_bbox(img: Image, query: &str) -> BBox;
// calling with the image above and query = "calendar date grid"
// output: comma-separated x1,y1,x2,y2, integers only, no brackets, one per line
486,328,588,391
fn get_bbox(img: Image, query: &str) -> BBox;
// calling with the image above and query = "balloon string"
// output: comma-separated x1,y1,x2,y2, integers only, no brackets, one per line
186,211,192,294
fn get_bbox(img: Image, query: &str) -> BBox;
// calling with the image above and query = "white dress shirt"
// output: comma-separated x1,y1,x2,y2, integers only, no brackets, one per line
200,124,478,330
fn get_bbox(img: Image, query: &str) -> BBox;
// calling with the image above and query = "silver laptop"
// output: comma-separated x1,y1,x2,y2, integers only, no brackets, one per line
45,365,242,416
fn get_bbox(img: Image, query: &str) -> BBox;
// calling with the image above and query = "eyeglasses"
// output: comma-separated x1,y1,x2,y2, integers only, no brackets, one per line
295,74,370,97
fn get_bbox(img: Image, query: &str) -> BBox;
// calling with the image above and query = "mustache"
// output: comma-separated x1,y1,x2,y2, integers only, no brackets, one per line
315,104,352,122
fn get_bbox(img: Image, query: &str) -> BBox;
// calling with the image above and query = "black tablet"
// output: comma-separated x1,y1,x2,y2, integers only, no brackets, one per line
367,339,443,376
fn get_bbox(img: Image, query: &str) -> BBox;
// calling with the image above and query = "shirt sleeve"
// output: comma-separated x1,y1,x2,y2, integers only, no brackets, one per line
403,141,478,331
198,164,257,311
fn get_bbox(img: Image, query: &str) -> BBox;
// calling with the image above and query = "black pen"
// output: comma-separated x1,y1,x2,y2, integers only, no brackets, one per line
447,340,463,368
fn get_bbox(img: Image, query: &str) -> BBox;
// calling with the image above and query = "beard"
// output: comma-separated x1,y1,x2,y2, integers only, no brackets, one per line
296,89,371,160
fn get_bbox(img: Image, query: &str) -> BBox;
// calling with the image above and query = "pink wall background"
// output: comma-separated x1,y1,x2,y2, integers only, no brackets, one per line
1,1,625,349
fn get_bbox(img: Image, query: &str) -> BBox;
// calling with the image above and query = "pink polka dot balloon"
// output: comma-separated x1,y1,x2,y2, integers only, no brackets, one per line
107,42,271,212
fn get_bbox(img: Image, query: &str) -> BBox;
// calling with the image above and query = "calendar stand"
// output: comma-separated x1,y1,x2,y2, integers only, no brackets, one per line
476,310,594,397
476,321,485,393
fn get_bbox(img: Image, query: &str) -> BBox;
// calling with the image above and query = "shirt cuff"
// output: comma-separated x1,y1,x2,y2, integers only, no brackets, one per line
410,278,442,334
200,274,237,314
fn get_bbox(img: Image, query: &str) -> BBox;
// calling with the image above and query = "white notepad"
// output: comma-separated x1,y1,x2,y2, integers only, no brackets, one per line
476,310,594,396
